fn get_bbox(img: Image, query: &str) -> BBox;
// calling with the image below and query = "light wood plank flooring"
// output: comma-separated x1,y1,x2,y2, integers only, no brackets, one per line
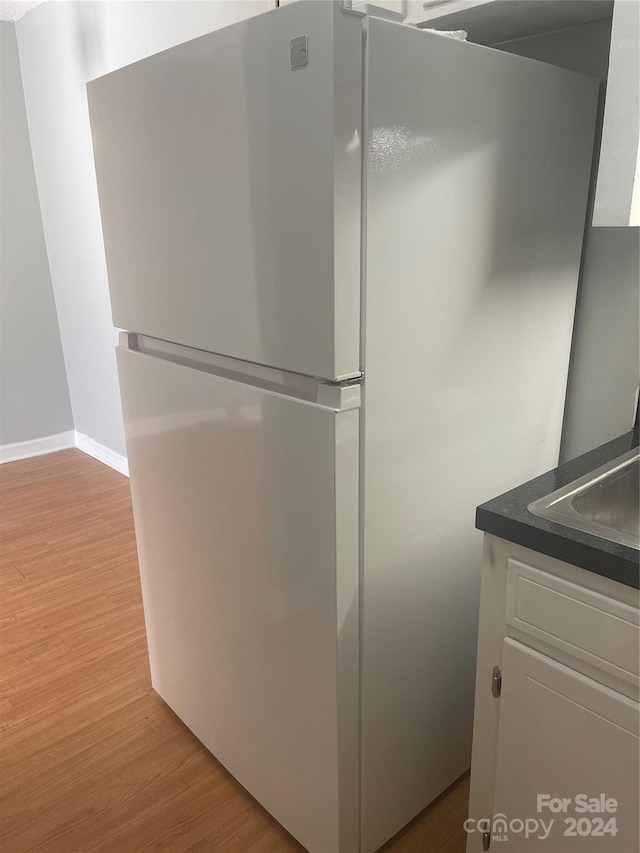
0,449,469,852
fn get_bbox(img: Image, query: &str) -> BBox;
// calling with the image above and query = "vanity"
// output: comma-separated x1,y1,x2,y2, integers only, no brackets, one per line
467,432,639,852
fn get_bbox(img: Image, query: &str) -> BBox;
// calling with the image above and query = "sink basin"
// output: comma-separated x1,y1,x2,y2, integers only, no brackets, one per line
528,448,639,550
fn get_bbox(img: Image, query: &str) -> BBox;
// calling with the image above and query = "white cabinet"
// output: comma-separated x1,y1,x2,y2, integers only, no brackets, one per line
467,536,640,852
592,0,640,227
493,639,639,852
410,1,615,43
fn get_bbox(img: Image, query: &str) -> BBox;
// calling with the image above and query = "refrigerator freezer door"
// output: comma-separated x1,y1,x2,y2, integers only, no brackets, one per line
88,2,362,381
116,345,360,853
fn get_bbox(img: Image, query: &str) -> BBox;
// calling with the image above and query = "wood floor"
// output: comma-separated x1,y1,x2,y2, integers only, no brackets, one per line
0,449,469,852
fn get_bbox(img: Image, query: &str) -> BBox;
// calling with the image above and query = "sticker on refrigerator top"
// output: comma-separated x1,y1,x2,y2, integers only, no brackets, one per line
290,36,308,68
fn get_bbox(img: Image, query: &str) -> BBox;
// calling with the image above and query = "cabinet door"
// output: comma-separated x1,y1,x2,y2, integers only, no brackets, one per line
491,639,639,852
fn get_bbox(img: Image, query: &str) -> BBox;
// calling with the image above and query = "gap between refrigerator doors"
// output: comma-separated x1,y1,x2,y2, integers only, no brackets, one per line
120,332,363,413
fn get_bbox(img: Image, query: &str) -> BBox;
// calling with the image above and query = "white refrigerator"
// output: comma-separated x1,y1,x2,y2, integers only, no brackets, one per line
88,3,597,851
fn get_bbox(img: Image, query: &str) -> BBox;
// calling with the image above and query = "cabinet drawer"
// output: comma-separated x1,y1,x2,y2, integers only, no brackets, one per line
505,559,640,686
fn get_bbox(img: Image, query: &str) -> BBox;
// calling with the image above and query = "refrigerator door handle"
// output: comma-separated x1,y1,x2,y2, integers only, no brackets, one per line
119,332,362,413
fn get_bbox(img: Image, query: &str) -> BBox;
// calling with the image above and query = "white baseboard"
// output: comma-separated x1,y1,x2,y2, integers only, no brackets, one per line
74,431,129,477
0,430,76,464
0,429,129,476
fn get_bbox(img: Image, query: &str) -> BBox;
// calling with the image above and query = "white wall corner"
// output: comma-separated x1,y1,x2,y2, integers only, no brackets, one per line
0,430,129,476
0,430,75,464
74,431,129,477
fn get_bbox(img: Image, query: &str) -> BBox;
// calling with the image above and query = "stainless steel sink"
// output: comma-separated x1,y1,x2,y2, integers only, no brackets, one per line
528,448,639,550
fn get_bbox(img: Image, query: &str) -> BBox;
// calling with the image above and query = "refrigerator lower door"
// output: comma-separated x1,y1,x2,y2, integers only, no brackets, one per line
117,345,360,853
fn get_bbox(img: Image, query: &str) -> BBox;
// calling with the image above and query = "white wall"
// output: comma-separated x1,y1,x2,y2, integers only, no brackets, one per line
15,0,272,459
0,21,73,448
497,19,640,461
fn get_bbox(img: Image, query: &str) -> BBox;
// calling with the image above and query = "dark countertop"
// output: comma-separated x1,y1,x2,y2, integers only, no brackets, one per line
476,432,639,589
